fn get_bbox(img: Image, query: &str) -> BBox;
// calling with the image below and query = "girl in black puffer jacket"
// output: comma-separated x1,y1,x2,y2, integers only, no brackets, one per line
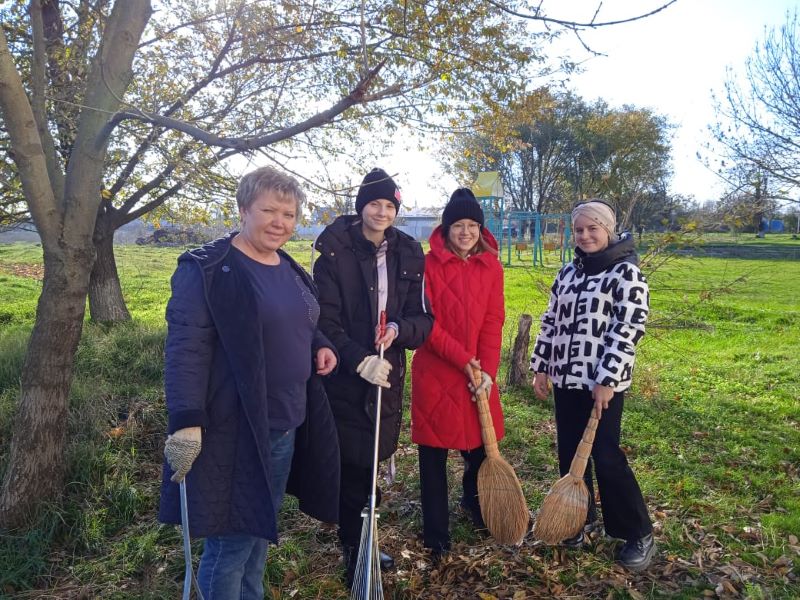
313,168,433,585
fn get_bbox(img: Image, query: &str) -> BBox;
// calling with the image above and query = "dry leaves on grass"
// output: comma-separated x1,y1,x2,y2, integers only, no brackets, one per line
0,262,44,280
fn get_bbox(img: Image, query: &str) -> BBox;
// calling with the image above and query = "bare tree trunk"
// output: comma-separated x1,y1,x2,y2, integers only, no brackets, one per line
0,244,92,528
88,226,130,322
508,313,532,386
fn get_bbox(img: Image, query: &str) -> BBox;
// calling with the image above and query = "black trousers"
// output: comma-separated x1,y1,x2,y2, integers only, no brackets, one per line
338,461,383,548
418,444,486,551
553,387,652,541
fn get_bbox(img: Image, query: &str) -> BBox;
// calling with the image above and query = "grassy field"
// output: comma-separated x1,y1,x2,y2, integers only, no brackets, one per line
0,239,798,599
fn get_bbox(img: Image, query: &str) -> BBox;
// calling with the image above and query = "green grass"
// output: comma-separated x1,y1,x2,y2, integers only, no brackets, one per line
0,239,798,598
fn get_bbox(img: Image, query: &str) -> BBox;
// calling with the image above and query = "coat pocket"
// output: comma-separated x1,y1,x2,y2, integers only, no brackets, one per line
398,254,425,283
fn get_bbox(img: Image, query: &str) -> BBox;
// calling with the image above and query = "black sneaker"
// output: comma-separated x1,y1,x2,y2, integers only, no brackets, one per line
617,533,656,572
561,530,584,548
379,550,395,571
430,547,449,566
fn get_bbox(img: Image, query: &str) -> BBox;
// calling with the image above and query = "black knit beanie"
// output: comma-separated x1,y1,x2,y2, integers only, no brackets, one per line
355,168,401,213
442,188,484,228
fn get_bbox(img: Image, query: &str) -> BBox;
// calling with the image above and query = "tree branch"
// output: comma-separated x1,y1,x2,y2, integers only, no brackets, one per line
484,0,678,29
62,0,152,240
28,0,65,201
0,24,60,243
100,59,387,151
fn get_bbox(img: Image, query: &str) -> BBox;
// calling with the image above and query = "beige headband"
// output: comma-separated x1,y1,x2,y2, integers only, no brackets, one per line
572,201,616,238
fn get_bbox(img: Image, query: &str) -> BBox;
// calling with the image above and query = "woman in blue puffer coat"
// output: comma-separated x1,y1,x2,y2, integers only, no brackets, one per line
159,166,340,600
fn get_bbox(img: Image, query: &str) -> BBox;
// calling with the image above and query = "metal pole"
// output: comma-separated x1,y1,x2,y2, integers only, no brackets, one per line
180,480,193,600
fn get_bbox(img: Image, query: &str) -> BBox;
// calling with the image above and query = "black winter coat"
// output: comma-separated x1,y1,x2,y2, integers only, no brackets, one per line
313,216,433,467
158,233,340,542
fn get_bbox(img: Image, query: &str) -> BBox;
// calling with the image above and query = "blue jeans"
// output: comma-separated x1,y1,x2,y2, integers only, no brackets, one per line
197,428,296,600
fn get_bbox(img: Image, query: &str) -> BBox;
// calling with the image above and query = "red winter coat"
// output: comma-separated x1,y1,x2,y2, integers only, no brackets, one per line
411,226,505,450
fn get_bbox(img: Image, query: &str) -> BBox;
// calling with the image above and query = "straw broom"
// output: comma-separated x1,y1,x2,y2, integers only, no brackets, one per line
533,415,598,544
470,367,529,545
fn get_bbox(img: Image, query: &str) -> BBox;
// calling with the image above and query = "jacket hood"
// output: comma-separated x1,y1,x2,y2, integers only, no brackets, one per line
315,214,358,250
573,231,638,275
179,232,235,267
428,224,499,265
180,232,311,286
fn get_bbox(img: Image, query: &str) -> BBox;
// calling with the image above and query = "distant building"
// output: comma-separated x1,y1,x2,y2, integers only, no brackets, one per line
396,210,440,241
295,208,441,241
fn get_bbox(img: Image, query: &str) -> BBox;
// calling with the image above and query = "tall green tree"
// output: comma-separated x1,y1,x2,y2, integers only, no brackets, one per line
448,92,672,226
576,103,672,228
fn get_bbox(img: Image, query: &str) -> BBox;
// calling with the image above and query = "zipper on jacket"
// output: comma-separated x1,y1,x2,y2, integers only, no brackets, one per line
462,258,471,360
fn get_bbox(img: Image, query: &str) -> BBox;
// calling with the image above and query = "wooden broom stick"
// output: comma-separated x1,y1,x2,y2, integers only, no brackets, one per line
533,415,598,544
471,368,529,545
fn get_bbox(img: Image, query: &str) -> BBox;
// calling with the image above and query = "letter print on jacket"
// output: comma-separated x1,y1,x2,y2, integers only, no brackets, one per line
530,261,649,391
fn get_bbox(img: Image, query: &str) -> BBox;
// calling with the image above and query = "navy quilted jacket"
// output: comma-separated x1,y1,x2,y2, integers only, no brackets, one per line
158,233,340,541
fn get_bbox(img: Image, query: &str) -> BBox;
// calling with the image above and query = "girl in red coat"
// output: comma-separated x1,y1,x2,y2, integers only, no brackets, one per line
411,188,505,560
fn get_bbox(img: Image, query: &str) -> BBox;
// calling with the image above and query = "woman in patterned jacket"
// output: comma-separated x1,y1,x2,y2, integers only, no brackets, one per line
411,188,505,561
530,199,655,572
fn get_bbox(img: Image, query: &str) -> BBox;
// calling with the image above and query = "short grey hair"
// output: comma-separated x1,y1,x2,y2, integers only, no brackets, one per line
236,166,306,214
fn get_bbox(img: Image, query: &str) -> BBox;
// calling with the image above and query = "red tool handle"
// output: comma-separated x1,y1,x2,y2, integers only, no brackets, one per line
378,310,387,339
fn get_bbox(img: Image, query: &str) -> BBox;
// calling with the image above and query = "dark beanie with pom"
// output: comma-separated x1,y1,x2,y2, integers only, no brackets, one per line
355,168,401,213
442,187,484,228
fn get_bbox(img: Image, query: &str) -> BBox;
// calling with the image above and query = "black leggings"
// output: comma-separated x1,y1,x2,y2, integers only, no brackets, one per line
418,444,486,551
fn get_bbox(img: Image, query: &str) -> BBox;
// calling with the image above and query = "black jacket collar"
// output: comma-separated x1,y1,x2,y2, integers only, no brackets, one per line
573,232,639,275
316,214,403,255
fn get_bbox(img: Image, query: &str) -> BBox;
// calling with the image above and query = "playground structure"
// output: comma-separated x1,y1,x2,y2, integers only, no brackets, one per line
472,172,572,267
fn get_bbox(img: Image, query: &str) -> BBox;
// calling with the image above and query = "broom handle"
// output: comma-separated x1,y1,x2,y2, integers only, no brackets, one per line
568,415,598,479
471,367,500,459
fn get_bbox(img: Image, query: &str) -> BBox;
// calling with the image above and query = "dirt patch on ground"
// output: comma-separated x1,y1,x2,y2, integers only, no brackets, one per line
0,262,44,280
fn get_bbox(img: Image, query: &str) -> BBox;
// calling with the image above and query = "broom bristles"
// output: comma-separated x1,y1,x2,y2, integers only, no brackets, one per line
477,456,530,545
532,473,589,544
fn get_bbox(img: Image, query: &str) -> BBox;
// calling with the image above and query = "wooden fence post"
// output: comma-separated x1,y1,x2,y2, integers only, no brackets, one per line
508,314,532,386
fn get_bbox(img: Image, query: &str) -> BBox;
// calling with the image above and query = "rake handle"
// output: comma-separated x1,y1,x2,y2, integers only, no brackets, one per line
568,415,598,479
471,366,499,459
361,309,387,599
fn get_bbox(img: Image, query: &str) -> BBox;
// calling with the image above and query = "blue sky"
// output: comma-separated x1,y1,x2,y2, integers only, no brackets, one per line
389,0,798,209
560,0,797,202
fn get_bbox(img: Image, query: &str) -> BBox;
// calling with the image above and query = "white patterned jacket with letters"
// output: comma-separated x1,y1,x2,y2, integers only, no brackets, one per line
530,234,649,392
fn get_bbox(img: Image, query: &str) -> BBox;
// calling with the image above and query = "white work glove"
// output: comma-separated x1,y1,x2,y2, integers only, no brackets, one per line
164,426,202,483
356,355,392,388
467,371,493,401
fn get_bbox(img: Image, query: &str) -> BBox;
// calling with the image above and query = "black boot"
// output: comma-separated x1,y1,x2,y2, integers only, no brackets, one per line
341,545,357,588
459,497,486,530
617,533,656,572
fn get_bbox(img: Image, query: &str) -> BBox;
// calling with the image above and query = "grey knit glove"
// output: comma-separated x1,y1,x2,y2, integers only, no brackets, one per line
164,426,202,483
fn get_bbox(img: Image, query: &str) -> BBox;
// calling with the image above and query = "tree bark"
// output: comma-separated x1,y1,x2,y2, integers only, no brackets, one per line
508,313,532,386
0,0,152,528
0,243,93,528
88,221,130,322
